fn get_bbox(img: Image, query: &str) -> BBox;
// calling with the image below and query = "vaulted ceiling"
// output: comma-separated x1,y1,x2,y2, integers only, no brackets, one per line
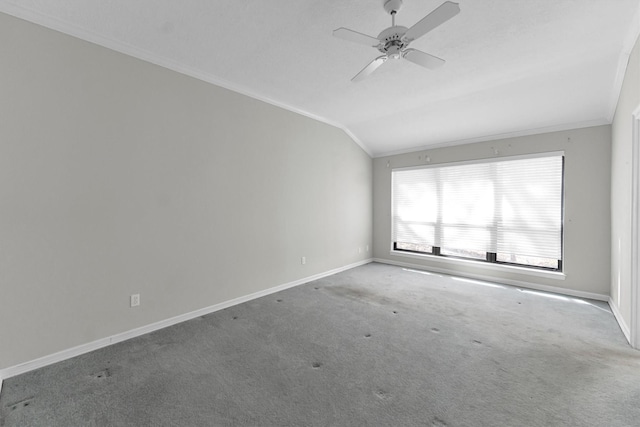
1,0,638,156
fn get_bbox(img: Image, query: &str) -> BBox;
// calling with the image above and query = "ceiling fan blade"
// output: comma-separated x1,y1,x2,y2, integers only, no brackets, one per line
333,27,380,47
403,1,460,43
352,56,388,82
403,48,445,69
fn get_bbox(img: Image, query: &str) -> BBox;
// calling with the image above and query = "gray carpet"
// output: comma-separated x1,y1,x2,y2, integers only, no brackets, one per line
1,262,639,426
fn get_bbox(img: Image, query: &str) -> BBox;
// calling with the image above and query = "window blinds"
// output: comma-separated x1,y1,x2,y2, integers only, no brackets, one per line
392,154,563,260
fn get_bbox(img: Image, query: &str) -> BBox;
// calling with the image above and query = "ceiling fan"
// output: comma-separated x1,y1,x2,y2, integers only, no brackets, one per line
333,0,460,81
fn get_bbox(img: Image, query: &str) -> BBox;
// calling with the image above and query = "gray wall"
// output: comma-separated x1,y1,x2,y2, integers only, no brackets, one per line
611,35,640,333
0,13,372,370
373,126,612,297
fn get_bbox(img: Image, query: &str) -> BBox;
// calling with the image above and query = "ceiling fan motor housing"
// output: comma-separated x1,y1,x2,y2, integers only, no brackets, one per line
377,26,408,58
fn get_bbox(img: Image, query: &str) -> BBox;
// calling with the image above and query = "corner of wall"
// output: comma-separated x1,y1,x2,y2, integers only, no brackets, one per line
609,296,632,343
607,4,640,121
610,29,640,345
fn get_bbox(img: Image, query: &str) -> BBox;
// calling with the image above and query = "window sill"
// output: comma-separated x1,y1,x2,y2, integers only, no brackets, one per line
389,250,566,281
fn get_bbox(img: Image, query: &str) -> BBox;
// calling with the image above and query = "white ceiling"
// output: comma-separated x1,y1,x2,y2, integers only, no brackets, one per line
1,0,639,156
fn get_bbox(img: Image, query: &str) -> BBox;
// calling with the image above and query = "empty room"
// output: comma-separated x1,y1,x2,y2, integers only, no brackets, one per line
1,0,640,425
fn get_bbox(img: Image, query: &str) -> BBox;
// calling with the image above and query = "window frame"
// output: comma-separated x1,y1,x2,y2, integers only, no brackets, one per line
390,152,565,273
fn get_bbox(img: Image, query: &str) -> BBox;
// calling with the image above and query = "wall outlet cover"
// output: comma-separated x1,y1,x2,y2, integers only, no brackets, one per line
130,294,140,307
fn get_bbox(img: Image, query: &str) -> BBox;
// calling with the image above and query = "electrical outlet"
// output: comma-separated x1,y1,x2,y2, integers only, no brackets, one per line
130,294,140,307
301,256,306,265
358,247,362,254
366,245,369,252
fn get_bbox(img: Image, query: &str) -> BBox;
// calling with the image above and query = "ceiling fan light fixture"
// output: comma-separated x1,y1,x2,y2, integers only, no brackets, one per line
387,45,402,58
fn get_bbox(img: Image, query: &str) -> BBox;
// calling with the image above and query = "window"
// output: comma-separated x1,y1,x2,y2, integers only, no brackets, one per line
392,153,564,271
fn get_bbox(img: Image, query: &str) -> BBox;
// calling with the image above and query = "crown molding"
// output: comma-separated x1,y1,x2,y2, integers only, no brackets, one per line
2,1,634,160
372,119,610,158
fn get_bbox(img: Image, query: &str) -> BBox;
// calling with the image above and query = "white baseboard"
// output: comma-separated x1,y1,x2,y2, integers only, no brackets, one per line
0,259,373,382
609,297,631,344
373,258,609,301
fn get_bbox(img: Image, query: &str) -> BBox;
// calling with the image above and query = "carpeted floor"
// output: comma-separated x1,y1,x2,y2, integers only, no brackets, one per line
1,262,639,426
